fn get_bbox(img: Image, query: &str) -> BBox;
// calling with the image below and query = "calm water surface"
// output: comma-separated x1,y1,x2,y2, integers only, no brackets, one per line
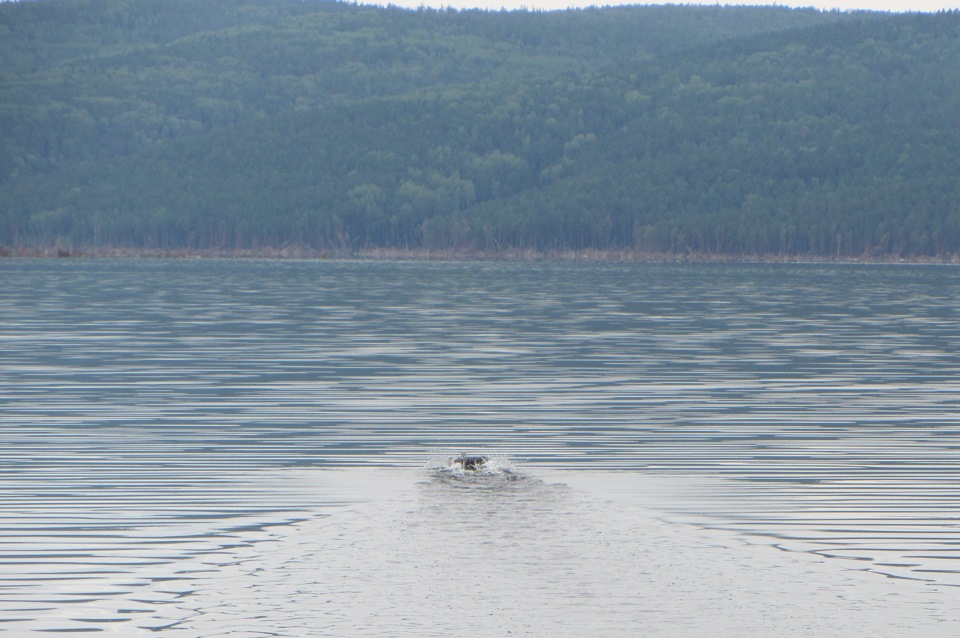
1,259,958,635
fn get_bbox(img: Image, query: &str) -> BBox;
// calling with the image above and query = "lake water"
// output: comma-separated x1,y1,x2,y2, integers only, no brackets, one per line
1,258,958,636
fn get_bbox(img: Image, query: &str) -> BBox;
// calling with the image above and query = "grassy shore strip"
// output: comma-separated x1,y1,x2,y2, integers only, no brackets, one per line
3,245,960,264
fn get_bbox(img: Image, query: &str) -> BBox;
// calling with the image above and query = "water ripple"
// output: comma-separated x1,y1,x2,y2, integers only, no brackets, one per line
1,259,960,633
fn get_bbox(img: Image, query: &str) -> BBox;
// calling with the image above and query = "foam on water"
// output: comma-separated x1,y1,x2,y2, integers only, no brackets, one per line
427,452,520,477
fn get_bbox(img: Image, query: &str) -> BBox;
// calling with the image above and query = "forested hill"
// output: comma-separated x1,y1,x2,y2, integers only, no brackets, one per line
3,1,960,258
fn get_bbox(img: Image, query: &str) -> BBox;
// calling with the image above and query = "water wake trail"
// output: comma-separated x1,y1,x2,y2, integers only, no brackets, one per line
123,467,959,637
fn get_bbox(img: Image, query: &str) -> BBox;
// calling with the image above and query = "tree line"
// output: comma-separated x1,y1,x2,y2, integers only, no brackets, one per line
2,0,960,258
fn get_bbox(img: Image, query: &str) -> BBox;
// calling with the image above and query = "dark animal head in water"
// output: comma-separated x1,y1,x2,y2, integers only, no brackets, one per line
454,452,488,471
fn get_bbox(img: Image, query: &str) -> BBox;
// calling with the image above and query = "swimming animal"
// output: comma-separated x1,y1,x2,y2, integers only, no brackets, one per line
453,452,488,471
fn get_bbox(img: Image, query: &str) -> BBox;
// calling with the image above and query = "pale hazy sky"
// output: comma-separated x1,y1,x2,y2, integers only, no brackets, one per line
375,1,959,13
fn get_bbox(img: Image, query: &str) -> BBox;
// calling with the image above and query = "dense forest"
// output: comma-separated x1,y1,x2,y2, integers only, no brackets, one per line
3,0,960,258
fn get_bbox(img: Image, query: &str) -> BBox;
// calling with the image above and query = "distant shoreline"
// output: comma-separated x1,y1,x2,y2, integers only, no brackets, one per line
3,245,959,265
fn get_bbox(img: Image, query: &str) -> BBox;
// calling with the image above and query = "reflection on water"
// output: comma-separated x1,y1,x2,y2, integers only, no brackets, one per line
1,259,959,634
